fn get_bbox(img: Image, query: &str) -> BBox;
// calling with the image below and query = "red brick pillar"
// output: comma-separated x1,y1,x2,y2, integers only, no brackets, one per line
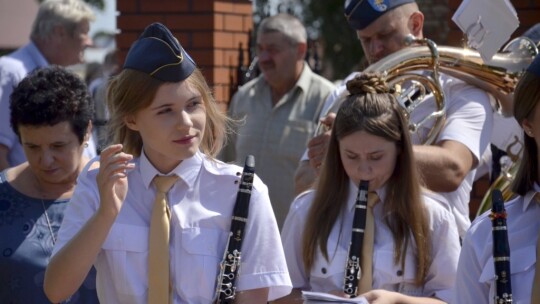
115,0,253,111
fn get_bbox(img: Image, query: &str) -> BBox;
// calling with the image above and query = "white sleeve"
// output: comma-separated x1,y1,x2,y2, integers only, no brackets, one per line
452,225,490,303
281,194,312,289
438,81,493,163
51,159,101,256
423,196,461,302
236,175,293,300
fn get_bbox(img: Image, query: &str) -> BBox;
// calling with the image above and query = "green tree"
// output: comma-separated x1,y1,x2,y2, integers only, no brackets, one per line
303,1,364,81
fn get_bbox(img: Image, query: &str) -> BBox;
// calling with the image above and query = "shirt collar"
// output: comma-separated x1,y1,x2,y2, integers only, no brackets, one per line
27,41,49,67
346,179,385,212
140,150,203,189
295,62,313,94
523,182,540,211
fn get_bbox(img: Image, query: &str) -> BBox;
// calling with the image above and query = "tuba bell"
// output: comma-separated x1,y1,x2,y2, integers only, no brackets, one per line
364,35,538,145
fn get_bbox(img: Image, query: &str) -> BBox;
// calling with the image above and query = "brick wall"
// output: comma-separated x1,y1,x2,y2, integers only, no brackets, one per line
115,0,253,111
418,0,451,45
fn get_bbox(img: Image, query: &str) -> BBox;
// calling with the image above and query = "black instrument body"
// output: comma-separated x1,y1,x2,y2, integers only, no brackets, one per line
491,189,513,303
214,155,255,304
343,180,369,297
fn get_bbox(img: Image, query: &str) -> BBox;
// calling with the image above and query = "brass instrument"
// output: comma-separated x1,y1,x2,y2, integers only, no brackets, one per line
476,136,523,217
363,35,538,213
363,35,538,144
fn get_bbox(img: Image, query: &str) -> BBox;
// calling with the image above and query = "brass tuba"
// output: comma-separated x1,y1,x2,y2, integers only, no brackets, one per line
364,35,538,145
364,35,539,217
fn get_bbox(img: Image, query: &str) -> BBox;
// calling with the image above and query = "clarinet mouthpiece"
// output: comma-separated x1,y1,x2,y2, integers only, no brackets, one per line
245,155,255,168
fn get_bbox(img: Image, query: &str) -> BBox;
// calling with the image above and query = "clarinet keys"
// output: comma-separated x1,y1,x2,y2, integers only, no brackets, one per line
490,189,513,303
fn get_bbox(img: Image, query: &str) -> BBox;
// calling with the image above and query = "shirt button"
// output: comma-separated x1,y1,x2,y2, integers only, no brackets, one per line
396,270,403,276
321,267,327,274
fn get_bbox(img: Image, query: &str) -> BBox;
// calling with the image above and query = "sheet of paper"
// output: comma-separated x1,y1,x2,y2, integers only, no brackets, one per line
452,0,519,62
302,290,369,303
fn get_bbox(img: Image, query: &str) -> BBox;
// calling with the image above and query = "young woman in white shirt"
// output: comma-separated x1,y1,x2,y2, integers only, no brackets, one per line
44,22,291,304
277,73,460,304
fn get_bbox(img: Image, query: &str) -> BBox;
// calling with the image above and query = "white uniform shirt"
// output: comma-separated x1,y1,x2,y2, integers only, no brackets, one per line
0,42,97,164
52,151,292,303
302,72,493,237
453,185,540,303
282,180,461,302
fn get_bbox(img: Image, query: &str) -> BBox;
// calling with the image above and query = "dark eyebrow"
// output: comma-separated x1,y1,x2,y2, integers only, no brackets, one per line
23,140,67,146
150,103,174,111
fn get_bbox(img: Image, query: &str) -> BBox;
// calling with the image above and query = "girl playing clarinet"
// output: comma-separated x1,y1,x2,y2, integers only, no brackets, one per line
453,54,540,304
44,22,291,303
276,73,460,304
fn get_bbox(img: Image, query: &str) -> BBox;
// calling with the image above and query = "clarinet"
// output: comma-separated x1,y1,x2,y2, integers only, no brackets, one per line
214,155,255,304
343,180,369,297
490,189,512,303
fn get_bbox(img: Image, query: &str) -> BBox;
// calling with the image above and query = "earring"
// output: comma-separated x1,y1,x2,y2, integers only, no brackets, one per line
84,142,89,148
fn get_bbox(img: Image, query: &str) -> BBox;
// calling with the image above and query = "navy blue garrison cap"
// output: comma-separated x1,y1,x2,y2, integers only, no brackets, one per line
123,22,196,82
345,0,415,30
527,53,540,77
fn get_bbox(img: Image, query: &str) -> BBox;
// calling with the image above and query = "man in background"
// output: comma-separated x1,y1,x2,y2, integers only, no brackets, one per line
221,13,335,229
0,0,96,171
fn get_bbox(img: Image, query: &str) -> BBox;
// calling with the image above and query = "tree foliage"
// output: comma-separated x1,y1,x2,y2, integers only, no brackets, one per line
302,1,364,81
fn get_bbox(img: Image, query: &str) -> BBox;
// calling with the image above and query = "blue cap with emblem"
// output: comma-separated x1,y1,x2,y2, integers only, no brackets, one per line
344,0,416,30
123,22,196,82
527,53,540,77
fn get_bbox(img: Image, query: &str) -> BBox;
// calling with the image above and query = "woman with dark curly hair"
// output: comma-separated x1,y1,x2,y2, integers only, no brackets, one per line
278,73,460,304
0,66,98,303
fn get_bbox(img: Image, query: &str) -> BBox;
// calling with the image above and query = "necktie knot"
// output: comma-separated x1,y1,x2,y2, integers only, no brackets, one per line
534,192,540,205
153,175,179,194
367,192,380,208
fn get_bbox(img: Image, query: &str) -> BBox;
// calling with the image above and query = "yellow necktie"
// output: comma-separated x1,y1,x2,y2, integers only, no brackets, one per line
357,192,379,294
531,195,540,303
148,175,178,304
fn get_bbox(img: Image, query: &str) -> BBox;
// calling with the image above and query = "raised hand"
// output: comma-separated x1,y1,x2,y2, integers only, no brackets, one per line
308,112,336,172
96,144,135,218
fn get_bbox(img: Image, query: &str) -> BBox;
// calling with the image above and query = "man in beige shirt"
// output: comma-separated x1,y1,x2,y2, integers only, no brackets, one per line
221,14,335,229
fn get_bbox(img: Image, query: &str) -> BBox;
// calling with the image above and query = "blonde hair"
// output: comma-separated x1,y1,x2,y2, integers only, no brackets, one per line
302,73,431,285
106,69,231,158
